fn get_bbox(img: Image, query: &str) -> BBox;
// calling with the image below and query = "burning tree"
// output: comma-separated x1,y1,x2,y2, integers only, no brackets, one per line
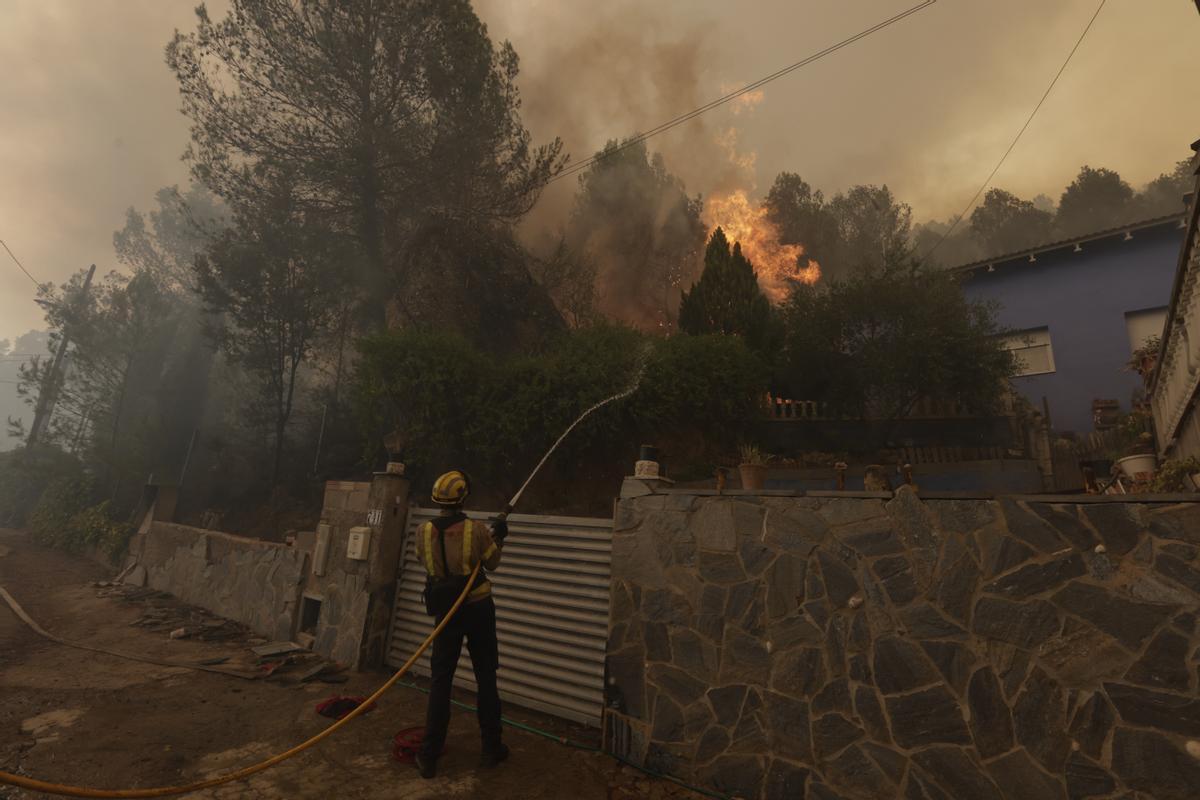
762,174,914,281
705,190,820,301
678,228,774,353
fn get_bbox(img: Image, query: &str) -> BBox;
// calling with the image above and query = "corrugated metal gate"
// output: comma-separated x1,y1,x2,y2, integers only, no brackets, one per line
386,508,612,726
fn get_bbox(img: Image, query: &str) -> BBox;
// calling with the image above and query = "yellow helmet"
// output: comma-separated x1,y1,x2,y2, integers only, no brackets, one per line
431,470,470,506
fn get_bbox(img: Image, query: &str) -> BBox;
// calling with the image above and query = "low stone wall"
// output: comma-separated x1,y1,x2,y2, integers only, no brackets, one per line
134,522,307,641
606,486,1200,800
129,475,409,669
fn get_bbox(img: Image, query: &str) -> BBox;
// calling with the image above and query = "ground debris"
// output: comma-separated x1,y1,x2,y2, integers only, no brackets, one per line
95,581,256,647
298,662,330,683
251,641,305,659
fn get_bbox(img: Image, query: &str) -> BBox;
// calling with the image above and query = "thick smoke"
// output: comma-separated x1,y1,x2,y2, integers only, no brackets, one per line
473,1,768,329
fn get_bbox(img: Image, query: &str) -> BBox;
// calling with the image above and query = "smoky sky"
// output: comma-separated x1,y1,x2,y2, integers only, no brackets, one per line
3,0,1199,340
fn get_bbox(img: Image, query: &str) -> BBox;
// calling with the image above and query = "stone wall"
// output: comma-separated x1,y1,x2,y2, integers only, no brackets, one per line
294,476,409,668
129,474,409,668
133,522,307,642
606,485,1200,800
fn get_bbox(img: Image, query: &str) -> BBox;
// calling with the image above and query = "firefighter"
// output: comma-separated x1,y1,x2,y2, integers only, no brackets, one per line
414,470,509,779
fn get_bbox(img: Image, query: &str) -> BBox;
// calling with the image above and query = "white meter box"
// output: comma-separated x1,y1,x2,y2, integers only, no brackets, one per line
347,526,371,560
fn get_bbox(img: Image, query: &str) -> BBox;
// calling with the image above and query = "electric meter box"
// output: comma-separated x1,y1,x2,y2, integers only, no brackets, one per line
347,526,372,561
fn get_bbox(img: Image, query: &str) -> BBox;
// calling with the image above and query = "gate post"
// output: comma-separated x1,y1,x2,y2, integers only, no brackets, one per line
358,467,411,668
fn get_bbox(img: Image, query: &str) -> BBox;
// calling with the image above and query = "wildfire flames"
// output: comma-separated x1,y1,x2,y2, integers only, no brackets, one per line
704,190,821,302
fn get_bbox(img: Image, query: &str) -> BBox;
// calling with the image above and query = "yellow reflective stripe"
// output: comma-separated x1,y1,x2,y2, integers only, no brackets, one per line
469,581,491,598
422,522,436,576
482,543,498,561
461,519,473,575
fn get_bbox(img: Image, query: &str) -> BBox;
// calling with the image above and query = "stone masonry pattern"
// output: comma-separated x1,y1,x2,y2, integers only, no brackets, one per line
605,488,1200,800
140,522,307,642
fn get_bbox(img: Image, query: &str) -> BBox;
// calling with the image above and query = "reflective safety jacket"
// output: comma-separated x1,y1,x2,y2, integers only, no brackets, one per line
415,516,503,603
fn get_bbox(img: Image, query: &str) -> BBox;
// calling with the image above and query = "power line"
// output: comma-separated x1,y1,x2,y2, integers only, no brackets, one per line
923,0,1107,262
0,238,40,286
547,0,938,185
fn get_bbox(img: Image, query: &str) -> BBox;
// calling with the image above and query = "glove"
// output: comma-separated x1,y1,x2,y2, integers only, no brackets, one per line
492,518,509,545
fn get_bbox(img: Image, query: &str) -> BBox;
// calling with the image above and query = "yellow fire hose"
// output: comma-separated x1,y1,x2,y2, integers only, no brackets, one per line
0,563,481,798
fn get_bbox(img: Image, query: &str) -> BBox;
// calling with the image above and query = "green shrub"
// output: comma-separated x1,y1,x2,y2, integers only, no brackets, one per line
71,501,135,558
28,476,91,548
28,478,132,557
353,324,769,499
0,446,83,527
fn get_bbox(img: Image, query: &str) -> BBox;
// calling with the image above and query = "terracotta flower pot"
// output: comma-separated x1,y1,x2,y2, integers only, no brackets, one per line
738,463,767,491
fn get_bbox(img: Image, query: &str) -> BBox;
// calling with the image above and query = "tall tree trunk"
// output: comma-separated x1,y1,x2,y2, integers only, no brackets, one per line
108,355,135,502
332,302,349,408
271,350,304,488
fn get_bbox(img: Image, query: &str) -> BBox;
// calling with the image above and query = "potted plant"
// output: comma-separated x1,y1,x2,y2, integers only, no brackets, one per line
738,444,770,491
1125,335,1161,386
1115,431,1157,484
1149,456,1200,493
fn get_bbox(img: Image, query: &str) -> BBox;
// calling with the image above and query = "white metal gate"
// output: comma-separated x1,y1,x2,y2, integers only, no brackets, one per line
386,508,613,726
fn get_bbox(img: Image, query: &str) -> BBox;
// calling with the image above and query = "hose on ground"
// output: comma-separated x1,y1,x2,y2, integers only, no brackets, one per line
0,564,481,798
0,586,259,681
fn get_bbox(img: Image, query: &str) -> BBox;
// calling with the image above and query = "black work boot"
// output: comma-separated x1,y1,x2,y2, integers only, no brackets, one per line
480,742,509,768
414,752,437,779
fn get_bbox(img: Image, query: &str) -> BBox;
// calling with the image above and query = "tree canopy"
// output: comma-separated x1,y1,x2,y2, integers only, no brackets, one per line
565,139,705,330
1056,166,1136,236
167,0,563,321
776,268,1015,424
1137,159,1193,218
914,157,1191,267
763,174,912,280
969,188,1054,254
195,168,343,484
763,172,838,276
113,185,225,293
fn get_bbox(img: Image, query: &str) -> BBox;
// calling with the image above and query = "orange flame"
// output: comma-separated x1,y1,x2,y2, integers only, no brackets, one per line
704,190,820,302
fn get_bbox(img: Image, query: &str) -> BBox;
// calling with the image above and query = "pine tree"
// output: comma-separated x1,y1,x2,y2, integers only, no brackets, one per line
678,228,772,351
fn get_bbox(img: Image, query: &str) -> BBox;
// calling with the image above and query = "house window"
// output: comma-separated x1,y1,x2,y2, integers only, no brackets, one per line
1002,328,1055,377
1125,307,1167,354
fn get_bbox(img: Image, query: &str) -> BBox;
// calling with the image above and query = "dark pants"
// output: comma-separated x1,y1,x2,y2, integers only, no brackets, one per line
421,596,502,758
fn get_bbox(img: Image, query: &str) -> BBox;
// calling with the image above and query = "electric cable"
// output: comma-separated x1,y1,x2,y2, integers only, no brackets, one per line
921,0,1108,262
547,0,937,185
0,238,40,286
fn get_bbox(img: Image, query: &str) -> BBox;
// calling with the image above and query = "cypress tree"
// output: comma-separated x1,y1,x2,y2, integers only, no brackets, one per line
678,227,772,351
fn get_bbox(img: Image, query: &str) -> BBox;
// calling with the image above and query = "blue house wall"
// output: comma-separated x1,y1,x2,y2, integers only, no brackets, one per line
960,220,1183,434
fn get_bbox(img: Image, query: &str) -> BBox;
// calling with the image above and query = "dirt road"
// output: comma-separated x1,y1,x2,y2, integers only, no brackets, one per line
0,529,700,800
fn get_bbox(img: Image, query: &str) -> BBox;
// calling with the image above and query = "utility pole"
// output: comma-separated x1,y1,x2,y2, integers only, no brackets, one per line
27,264,95,450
